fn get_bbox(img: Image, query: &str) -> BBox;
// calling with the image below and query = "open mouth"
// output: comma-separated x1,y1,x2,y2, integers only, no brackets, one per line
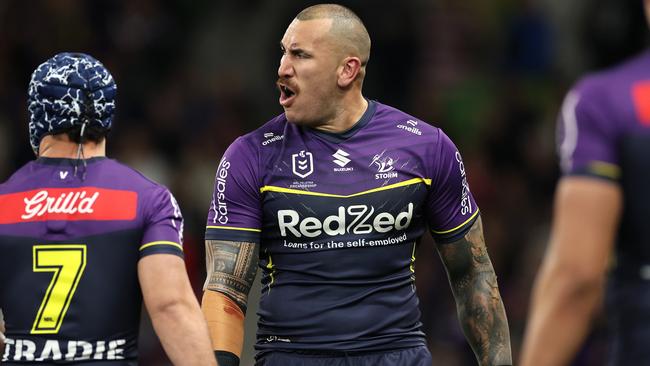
278,83,297,107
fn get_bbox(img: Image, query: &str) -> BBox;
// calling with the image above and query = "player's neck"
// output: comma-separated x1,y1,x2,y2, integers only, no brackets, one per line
38,135,106,159
316,93,368,134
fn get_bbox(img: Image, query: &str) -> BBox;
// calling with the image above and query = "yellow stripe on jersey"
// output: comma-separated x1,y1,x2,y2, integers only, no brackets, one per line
206,225,262,233
260,177,432,198
431,210,480,235
409,242,417,274
139,241,183,251
587,161,621,180
266,253,275,294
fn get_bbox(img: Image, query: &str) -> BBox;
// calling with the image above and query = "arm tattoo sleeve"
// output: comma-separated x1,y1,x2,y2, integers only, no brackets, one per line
436,217,513,366
203,240,259,313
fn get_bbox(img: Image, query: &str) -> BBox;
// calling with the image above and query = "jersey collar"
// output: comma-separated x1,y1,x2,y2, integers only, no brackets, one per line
304,100,377,143
35,157,108,166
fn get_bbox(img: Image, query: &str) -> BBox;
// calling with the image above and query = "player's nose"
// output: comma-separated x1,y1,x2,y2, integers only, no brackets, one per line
278,55,294,78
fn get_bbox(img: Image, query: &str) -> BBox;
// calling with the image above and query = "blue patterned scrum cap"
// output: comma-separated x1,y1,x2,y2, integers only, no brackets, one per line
28,52,117,155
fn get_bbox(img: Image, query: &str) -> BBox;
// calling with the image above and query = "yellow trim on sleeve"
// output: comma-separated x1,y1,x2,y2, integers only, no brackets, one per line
206,225,262,233
260,177,432,198
587,161,621,180
431,210,480,235
139,241,183,251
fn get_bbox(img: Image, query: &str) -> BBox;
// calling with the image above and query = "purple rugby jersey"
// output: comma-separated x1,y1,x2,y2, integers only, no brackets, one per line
0,157,183,364
557,50,650,365
206,100,479,352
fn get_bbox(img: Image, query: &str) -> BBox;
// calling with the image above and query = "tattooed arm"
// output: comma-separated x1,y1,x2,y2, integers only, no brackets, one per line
436,216,512,366
201,240,259,366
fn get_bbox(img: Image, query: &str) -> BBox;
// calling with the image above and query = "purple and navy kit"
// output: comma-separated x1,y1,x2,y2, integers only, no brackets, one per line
205,100,479,352
557,50,650,365
0,157,184,365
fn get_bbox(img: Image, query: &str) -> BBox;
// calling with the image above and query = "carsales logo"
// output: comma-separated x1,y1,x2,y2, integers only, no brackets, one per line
212,158,231,224
0,187,137,223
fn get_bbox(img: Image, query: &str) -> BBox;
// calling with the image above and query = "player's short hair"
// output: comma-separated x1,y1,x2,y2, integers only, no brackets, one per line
59,124,110,145
296,4,371,67
28,52,116,155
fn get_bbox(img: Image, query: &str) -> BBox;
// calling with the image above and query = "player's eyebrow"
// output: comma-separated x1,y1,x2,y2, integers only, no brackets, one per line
279,42,311,57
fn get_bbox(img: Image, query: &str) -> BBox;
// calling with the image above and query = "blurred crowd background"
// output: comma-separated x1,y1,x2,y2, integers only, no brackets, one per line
1,0,648,365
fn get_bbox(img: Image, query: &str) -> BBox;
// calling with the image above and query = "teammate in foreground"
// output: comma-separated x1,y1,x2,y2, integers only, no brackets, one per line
521,2,650,364
0,53,217,365
202,4,511,366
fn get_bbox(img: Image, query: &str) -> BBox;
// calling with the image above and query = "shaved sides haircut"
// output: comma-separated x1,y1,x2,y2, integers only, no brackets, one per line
296,4,371,67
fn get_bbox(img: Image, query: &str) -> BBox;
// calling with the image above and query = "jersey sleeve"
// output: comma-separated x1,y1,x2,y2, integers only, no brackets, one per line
426,130,480,244
140,186,184,258
205,137,262,243
557,82,620,180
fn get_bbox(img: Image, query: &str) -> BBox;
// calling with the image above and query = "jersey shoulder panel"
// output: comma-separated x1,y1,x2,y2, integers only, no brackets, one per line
372,101,442,138
239,113,289,149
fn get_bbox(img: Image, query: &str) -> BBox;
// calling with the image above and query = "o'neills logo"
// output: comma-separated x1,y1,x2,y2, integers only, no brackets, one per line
0,188,137,224
22,190,99,219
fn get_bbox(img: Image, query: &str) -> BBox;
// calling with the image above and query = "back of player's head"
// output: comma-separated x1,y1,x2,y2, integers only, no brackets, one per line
296,4,371,68
28,52,117,155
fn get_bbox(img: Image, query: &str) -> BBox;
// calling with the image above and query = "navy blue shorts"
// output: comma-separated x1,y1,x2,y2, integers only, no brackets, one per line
255,346,432,366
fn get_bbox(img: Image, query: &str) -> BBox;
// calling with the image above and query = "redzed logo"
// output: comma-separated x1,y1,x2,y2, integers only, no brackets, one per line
0,187,137,224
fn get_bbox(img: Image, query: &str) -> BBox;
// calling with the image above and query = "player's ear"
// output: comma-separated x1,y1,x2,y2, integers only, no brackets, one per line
337,56,362,88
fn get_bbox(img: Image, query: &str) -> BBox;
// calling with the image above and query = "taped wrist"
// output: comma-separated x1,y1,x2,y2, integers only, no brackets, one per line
215,350,240,366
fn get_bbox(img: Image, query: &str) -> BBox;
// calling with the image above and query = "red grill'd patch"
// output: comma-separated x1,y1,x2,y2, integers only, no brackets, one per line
0,187,137,223
631,81,650,126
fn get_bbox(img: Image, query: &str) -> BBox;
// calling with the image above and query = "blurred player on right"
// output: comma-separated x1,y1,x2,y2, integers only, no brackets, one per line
521,1,650,364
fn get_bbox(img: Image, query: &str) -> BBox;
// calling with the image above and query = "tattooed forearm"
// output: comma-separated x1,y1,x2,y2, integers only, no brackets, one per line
203,240,258,312
437,217,512,366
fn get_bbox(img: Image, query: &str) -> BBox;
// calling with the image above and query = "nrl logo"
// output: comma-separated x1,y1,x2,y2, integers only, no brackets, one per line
292,150,314,178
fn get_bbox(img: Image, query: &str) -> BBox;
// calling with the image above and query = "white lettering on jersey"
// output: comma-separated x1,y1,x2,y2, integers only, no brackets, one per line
370,151,399,179
212,158,231,225
278,203,413,238
169,192,184,244
262,133,284,146
2,338,126,362
21,190,99,220
559,91,580,173
397,120,422,135
455,151,473,215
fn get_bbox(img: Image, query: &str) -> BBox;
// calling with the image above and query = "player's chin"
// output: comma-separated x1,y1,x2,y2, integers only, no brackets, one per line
284,110,305,125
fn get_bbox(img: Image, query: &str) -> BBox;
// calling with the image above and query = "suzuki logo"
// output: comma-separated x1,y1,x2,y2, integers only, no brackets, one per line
332,149,351,167
292,150,314,178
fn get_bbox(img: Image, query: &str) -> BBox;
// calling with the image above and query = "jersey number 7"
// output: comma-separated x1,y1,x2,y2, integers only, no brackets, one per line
30,245,87,334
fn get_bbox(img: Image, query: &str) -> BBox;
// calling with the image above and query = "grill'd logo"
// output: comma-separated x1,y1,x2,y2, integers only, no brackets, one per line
0,188,137,223
277,203,413,238
22,190,99,220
